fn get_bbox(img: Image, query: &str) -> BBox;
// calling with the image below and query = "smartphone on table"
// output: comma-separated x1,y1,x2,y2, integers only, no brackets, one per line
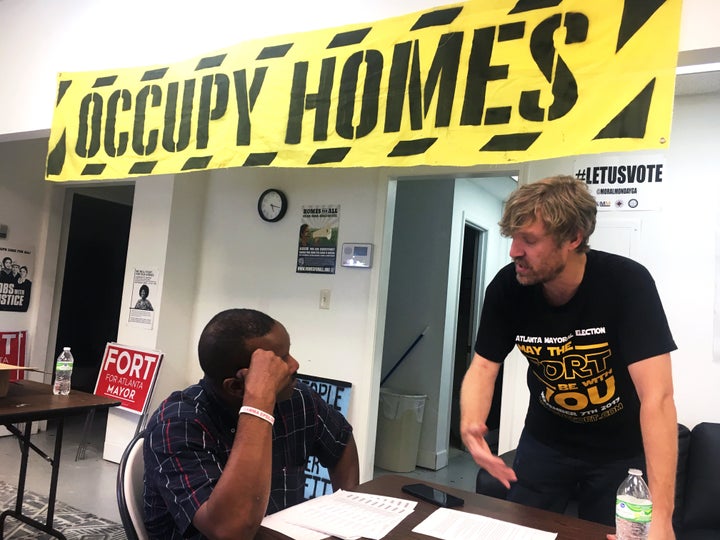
401,482,465,508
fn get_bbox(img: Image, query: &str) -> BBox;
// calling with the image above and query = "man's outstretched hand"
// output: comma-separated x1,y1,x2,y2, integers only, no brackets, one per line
461,422,517,489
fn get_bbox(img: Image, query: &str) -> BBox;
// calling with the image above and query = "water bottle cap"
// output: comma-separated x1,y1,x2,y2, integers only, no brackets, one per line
63,347,71,352
628,468,643,476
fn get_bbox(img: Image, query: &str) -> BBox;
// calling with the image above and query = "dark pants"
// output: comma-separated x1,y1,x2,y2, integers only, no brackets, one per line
507,430,646,526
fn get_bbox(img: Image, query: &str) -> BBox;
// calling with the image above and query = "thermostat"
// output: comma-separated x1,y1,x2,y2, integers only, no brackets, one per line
341,243,373,268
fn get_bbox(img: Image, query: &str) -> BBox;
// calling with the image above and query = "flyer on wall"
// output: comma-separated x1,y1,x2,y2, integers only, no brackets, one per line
0,245,34,312
297,205,340,274
574,155,666,211
128,268,158,329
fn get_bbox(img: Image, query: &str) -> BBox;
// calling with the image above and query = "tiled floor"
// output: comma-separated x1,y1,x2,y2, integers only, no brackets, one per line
0,411,481,527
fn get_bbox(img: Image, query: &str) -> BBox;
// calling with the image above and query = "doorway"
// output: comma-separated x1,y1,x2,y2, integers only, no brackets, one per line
449,223,503,452
378,174,517,471
53,187,134,393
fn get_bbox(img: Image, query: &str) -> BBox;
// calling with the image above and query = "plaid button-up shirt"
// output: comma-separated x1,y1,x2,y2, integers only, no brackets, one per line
143,378,352,540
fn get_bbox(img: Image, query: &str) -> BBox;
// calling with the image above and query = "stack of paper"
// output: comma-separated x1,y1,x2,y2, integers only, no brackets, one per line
261,490,417,540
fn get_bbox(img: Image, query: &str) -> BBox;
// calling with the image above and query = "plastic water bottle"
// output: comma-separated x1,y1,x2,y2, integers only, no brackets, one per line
616,468,652,540
52,347,74,395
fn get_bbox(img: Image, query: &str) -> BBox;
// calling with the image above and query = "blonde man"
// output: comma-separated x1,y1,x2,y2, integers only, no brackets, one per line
461,176,677,540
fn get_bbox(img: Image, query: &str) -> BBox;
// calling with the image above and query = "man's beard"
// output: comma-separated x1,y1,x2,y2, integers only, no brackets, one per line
513,257,565,286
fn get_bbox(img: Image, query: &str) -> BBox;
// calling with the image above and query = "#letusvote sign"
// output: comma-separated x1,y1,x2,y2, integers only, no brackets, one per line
94,342,163,414
46,0,682,182
574,154,666,211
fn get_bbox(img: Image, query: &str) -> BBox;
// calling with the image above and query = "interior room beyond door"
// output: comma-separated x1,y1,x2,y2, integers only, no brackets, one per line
54,191,133,393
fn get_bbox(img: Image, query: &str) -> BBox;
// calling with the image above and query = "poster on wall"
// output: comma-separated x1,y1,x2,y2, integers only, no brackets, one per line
296,373,352,500
0,331,27,380
0,246,34,312
574,156,666,211
128,268,159,329
296,205,340,274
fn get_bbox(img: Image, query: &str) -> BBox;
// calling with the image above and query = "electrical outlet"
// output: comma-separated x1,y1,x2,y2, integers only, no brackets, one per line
319,289,331,309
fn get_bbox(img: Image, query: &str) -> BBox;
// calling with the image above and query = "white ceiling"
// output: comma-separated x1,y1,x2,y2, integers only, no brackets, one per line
675,70,720,96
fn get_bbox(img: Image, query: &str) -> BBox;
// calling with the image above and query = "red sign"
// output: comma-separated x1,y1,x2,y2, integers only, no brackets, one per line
94,343,163,413
0,331,27,380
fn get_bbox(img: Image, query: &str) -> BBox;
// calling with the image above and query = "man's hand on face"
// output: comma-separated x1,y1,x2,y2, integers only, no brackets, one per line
238,349,296,402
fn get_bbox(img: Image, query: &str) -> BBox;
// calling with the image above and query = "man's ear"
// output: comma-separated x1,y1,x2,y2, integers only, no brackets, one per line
222,372,245,398
567,230,583,251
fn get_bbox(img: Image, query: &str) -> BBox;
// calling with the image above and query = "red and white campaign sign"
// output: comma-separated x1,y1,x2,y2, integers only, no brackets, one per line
0,331,27,380
95,343,163,414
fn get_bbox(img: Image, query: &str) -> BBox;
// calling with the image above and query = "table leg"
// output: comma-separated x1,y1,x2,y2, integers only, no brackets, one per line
0,420,67,540
47,418,64,527
17,421,31,512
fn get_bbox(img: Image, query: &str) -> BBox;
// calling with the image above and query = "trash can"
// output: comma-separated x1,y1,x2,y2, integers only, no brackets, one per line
374,388,427,472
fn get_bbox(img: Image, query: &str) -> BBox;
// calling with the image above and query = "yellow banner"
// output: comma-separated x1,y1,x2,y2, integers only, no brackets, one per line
46,0,682,181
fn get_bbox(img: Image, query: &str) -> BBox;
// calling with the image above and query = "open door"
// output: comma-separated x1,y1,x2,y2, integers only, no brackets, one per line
450,223,504,453
54,189,133,393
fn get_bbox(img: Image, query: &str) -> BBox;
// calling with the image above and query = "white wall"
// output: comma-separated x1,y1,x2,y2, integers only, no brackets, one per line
641,91,720,428
0,139,63,377
104,173,209,461
676,0,720,53
188,166,387,476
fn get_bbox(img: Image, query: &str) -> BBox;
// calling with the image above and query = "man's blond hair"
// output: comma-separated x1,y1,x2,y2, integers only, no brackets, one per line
499,175,597,253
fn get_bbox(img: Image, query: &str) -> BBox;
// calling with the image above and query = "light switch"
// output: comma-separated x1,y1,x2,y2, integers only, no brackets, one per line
319,289,331,310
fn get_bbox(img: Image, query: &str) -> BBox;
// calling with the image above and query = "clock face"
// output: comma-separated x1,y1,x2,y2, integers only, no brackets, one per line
258,189,287,222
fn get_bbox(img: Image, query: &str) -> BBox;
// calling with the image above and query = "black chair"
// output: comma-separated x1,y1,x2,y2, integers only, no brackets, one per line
676,422,720,540
474,446,583,517
116,430,149,540
474,447,516,501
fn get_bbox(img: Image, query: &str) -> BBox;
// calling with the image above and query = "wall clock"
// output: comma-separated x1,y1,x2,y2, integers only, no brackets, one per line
257,188,288,222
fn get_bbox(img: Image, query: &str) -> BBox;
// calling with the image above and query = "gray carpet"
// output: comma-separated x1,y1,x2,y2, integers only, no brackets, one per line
0,480,126,539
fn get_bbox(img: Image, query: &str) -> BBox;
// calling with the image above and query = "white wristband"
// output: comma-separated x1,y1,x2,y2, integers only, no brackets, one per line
239,405,275,426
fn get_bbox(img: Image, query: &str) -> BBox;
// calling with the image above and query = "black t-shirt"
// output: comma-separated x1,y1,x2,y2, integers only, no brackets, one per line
474,250,676,458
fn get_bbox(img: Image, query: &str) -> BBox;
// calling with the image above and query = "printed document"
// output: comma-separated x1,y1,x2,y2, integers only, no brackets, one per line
413,507,558,540
261,489,416,540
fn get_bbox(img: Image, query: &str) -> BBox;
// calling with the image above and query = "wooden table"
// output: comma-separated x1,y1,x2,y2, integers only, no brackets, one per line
0,380,121,540
257,474,615,539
